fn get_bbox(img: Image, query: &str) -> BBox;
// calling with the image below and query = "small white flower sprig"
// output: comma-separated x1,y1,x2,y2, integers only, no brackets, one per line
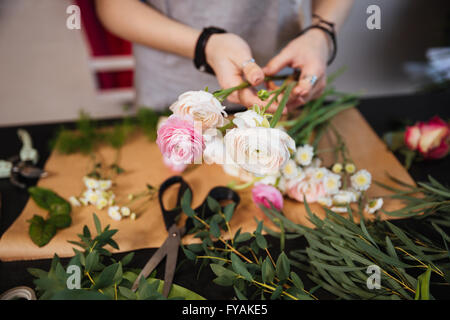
69,176,158,221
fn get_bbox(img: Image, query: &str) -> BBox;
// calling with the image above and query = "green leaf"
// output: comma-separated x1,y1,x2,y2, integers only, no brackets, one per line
415,266,432,300
94,263,120,289
270,285,283,300
261,258,274,283
275,252,290,281
235,232,252,243
28,187,71,216
85,250,100,272
209,220,221,238
181,246,197,261
224,203,235,222
290,272,304,290
48,214,72,229
233,286,247,300
230,253,253,282
255,234,268,250
181,189,195,218
121,252,135,266
93,213,102,234
28,215,57,247
119,286,137,300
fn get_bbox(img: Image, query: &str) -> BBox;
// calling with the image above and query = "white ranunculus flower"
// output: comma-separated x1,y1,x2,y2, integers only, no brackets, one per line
232,110,264,129
203,129,225,165
224,127,295,176
169,90,227,129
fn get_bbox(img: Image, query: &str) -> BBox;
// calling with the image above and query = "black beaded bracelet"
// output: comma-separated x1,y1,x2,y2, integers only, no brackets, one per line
193,26,227,75
299,15,337,65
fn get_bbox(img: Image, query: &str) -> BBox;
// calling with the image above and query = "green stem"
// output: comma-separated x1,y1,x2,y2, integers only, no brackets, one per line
270,81,297,128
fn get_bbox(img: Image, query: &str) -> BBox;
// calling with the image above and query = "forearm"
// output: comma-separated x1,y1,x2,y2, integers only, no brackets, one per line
95,0,200,59
312,0,354,32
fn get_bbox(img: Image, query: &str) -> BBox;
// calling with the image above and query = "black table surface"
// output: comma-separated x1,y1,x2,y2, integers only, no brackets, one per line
0,91,449,300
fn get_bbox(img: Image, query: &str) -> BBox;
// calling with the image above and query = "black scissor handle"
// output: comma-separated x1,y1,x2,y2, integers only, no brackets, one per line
158,176,241,233
158,176,192,231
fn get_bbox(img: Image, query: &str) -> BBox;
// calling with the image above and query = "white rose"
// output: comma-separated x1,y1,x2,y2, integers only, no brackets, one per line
232,110,264,129
224,127,295,176
169,90,227,129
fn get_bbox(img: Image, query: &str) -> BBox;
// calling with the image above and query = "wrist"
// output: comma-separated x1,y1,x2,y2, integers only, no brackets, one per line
193,27,226,74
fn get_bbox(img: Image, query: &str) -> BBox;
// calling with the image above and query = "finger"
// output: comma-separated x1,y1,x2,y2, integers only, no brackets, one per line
242,60,265,86
293,63,325,97
262,50,291,76
306,77,327,102
238,88,265,109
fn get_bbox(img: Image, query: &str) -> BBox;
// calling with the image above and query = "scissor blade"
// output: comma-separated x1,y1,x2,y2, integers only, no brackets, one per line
162,235,180,297
131,238,171,292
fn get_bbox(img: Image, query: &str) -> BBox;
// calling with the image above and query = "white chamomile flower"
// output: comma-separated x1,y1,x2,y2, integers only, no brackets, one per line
295,145,314,166
130,213,137,220
331,206,348,213
332,163,343,174
333,190,357,206
96,197,109,210
351,169,372,192
318,196,332,207
98,179,112,191
365,198,384,214
323,173,342,195
345,163,356,174
108,206,122,221
282,159,298,179
277,176,287,194
84,189,100,205
312,168,328,182
69,196,81,207
120,207,131,217
83,176,99,190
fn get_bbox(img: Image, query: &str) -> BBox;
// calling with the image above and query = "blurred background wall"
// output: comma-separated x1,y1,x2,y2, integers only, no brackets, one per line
0,0,449,126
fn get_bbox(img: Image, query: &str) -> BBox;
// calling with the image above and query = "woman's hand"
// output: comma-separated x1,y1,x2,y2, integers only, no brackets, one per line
263,29,330,110
206,33,266,108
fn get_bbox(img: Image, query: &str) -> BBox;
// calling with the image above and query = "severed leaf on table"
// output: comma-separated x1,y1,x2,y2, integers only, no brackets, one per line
27,215,57,247
28,187,71,216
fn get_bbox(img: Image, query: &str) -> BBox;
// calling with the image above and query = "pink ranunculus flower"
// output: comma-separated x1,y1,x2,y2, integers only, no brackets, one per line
405,116,450,159
286,179,327,203
163,156,187,173
156,115,204,165
252,183,284,211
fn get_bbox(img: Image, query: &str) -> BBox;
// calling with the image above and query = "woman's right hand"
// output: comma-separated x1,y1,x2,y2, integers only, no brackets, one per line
205,33,267,109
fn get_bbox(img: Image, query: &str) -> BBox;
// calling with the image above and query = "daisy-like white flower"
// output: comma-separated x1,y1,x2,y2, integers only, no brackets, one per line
332,163,343,174
277,176,287,194
351,169,372,191
345,163,356,174
96,197,109,210
281,159,298,179
121,207,131,217
318,196,332,207
295,145,314,166
83,176,99,190
69,196,81,207
98,179,112,191
333,190,357,206
331,206,348,213
311,168,328,182
323,173,342,195
130,213,137,220
365,198,384,214
84,189,100,205
108,206,122,221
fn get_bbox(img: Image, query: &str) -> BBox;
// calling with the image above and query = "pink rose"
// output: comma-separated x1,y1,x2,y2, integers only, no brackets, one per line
286,179,327,203
405,116,449,159
163,156,187,173
156,115,204,165
252,183,284,211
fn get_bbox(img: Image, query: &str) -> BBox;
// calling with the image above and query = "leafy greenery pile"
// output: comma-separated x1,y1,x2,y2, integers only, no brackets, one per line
27,187,72,247
260,175,450,300
28,214,204,300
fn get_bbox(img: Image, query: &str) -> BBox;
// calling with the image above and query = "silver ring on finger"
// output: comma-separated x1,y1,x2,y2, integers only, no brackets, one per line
241,58,256,70
308,75,319,86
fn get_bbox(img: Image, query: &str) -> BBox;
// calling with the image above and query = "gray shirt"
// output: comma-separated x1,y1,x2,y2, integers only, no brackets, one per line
134,0,307,110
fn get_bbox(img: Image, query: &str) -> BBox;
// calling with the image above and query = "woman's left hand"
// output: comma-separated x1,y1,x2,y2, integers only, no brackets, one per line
263,29,330,111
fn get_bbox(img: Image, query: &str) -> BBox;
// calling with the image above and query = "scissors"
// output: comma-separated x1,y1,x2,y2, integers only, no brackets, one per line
131,176,240,297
